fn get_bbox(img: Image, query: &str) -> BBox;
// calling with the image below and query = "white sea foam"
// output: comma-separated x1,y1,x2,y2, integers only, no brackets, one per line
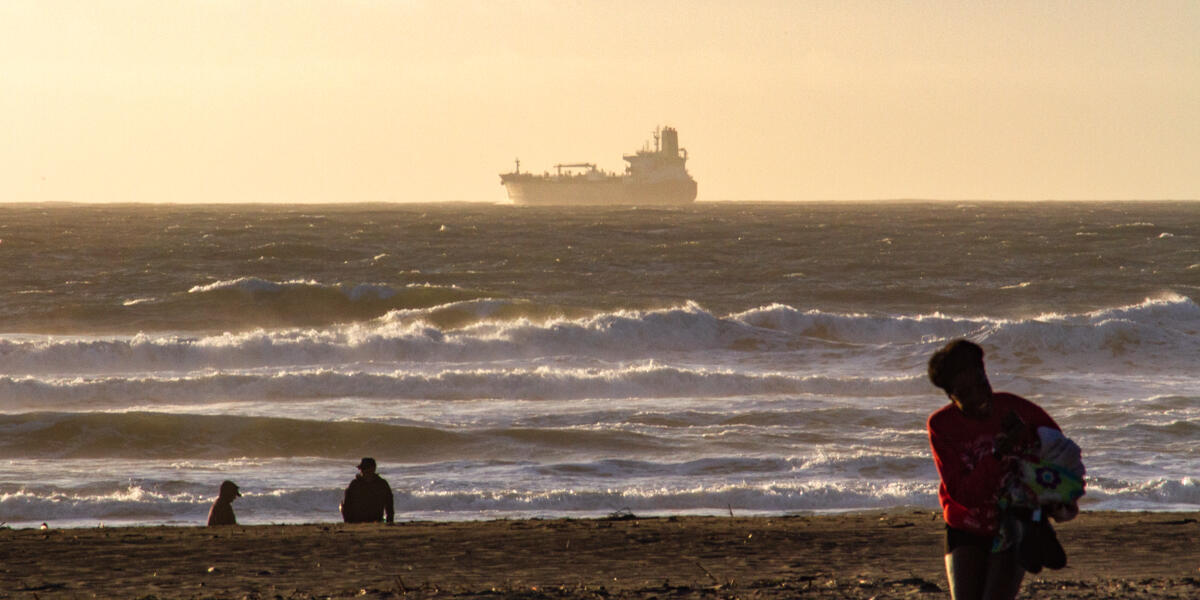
0,367,931,410
4,473,1197,528
187,277,323,294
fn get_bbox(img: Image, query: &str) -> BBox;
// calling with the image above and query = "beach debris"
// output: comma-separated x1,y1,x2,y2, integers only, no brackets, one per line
604,508,636,520
890,576,941,593
694,561,735,587
1149,517,1198,525
16,582,67,592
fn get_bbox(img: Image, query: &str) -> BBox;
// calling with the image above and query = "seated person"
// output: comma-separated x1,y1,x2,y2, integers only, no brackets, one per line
340,457,394,524
207,480,240,526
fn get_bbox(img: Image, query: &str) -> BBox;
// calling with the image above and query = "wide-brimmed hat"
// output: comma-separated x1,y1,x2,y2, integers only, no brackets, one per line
356,457,377,470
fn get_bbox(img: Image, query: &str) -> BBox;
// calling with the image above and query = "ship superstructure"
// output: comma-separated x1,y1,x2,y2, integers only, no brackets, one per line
499,127,697,205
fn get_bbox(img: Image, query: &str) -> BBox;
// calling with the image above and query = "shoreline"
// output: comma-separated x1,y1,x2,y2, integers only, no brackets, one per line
4,510,1198,599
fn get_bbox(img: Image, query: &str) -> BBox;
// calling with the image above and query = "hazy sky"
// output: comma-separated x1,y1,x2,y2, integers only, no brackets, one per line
3,1,1198,203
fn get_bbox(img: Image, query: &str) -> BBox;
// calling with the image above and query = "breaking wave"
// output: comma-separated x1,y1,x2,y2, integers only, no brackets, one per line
2,294,1197,375
0,368,927,410
2,473,1195,527
17,279,505,333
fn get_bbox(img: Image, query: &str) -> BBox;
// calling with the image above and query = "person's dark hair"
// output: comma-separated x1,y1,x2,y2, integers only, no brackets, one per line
928,339,985,392
218,480,240,498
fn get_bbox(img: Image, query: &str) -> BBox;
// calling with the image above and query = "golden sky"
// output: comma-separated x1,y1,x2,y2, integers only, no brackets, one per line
3,1,1198,203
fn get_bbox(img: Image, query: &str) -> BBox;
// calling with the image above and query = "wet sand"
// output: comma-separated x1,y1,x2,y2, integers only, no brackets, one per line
3,510,1198,599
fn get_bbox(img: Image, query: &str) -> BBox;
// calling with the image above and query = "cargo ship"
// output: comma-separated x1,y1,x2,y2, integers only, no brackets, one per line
499,126,697,205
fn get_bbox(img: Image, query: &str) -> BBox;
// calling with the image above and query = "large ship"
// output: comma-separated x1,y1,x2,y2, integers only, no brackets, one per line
499,126,697,205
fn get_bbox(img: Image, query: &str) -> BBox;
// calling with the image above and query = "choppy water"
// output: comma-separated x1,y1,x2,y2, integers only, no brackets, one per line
1,202,1197,527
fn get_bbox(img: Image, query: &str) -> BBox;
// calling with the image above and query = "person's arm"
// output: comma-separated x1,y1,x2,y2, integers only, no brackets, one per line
383,481,394,524
1012,396,1060,435
340,481,355,522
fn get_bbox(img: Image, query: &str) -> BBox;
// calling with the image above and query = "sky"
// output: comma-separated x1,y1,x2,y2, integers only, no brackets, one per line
2,1,1198,203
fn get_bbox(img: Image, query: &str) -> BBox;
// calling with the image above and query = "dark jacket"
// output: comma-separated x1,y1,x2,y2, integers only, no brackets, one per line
341,474,394,523
207,498,237,526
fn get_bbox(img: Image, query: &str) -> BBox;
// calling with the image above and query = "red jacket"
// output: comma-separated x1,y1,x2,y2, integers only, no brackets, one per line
927,392,1059,536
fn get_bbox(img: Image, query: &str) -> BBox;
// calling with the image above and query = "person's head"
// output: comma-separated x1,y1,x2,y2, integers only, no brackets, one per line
928,339,993,419
357,457,377,476
218,480,241,501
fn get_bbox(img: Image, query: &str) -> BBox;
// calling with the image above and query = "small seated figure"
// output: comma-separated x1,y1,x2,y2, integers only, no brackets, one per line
340,457,394,524
207,480,241,527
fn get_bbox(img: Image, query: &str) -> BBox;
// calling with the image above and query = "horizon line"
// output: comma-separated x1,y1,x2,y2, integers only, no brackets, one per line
3,198,1199,207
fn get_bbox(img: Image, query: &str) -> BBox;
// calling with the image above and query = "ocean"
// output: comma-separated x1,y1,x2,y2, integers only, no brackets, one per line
1,201,1197,528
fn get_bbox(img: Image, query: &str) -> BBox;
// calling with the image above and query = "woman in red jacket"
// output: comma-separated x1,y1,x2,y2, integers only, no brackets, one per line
926,339,1061,600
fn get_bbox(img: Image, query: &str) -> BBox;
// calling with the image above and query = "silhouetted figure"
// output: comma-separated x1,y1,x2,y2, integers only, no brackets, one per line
927,340,1080,600
207,480,240,526
340,457,394,524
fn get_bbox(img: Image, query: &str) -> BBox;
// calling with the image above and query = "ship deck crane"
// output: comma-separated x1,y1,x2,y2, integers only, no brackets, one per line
553,163,598,176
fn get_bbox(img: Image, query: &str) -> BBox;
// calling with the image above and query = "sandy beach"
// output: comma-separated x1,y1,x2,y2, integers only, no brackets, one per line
3,510,1198,599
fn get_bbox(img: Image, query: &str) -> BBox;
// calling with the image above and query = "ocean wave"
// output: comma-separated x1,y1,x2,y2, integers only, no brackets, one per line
378,298,594,330
735,293,1200,347
5,477,1199,527
624,406,922,430
2,295,1197,375
0,368,928,409
531,454,931,480
179,278,490,325
0,412,670,460
0,480,939,526
1078,476,1200,511
0,486,206,524
20,278,494,334
376,476,1200,514
388,481,939,514
2,468,1196,526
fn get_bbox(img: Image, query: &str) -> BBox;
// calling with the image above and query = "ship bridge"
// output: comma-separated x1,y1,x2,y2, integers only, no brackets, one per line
623,127,690,183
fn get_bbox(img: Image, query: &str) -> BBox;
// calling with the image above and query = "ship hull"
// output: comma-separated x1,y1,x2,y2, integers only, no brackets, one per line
502,179,697,206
